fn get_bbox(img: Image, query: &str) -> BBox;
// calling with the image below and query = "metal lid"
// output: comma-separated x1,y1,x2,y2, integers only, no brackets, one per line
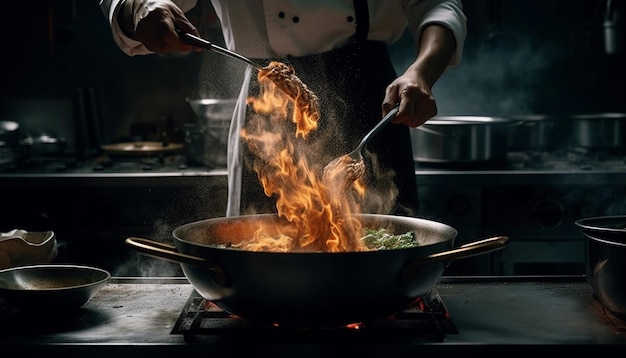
426,116,511,126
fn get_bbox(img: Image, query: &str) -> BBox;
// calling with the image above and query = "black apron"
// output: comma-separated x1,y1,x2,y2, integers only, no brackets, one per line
241,1,419,217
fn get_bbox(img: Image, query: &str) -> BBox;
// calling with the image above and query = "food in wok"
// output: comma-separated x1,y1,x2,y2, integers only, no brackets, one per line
258,61,321,127
215,226,417,252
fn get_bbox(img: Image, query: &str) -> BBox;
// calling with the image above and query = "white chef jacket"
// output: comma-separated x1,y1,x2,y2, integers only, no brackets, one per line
99,0,467,216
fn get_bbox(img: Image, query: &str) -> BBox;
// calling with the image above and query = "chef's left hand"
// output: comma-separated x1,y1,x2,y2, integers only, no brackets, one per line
382,73,437,128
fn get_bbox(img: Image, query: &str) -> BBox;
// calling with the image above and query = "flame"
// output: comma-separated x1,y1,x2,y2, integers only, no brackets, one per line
240,64,368,252
346,322,363,330
256,61,319,139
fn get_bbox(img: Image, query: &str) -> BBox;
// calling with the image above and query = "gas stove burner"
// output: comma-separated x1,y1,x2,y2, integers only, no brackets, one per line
3,155,80,173
564,146,624,163
92,155,167,171
171,288,457,343
505,148,626,172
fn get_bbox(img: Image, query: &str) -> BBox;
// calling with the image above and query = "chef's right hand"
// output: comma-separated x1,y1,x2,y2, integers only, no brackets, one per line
117,0,200,54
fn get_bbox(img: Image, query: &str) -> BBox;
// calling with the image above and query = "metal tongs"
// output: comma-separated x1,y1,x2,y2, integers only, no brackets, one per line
178,31,264,71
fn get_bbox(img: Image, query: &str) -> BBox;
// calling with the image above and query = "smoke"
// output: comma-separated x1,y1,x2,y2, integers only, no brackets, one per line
114,250,182,277
195,52,247,99
112,218,183,277
392,32,557,117
560,185,626,218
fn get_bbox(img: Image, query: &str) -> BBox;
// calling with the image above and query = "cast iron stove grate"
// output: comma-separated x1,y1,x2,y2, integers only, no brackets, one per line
172,288,458,343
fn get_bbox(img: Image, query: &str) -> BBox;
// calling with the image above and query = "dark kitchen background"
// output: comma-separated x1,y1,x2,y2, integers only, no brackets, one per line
0,0,624,276
3,0,624,152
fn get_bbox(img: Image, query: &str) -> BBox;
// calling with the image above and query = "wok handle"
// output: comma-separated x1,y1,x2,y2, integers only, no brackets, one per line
125,237,229,286
402,236,509,282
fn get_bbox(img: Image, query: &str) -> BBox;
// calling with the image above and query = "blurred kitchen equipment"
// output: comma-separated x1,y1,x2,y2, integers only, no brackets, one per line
126,213,508,327
575,215,626,318
507,114,557,152
0,121,20,166
178,31,263,70
410,116,511,166
0,229,57,269
0,264,110,310
19,129,67,157
566,113,625,150
74,86,102,160
603,0,624,55
101,141,184,157
186,98,236,168
323,106,399,185
0,121,20,146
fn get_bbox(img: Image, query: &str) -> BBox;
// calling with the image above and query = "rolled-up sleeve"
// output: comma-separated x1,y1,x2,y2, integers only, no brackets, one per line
98,0,198,56
406,0,467,66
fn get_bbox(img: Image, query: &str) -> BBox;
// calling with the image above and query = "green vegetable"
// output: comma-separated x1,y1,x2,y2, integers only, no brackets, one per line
360,227,418,250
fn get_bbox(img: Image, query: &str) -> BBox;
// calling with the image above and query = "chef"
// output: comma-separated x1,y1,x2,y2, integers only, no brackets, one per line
99,0,467,217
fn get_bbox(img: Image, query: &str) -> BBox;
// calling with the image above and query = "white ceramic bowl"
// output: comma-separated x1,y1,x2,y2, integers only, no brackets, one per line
0,229,57,269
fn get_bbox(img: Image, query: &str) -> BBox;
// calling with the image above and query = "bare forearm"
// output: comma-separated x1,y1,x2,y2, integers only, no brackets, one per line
383,24,458,127
406,24,457,89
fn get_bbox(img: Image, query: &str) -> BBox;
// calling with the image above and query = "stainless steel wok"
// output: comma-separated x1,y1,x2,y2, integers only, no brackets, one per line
126,214,508,327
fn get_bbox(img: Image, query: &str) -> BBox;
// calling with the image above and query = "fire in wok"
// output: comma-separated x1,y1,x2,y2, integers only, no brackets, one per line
126,62,509,327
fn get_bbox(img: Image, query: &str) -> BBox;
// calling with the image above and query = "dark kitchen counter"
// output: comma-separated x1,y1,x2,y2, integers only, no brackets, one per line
2,150,626,188
0,276,624,356
413,151,626,186
1,167,625,186
414,168,626,186
1,168,624,195
0,167,229,188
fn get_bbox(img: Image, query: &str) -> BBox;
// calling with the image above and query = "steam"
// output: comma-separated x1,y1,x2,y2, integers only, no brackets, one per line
440,34,555,115
392,32,556,116
112,218,182,277
195,52,247,99
560,185,626,218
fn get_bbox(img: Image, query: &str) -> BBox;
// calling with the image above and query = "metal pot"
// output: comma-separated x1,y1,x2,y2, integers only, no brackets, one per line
566,113,625,150
126,214,508,327
575,215,626,318
410,116,511,166
507,114,557,151
186,98,236,168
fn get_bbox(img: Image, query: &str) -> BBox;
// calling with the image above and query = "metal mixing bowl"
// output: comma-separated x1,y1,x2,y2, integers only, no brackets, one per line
0,264,111,310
